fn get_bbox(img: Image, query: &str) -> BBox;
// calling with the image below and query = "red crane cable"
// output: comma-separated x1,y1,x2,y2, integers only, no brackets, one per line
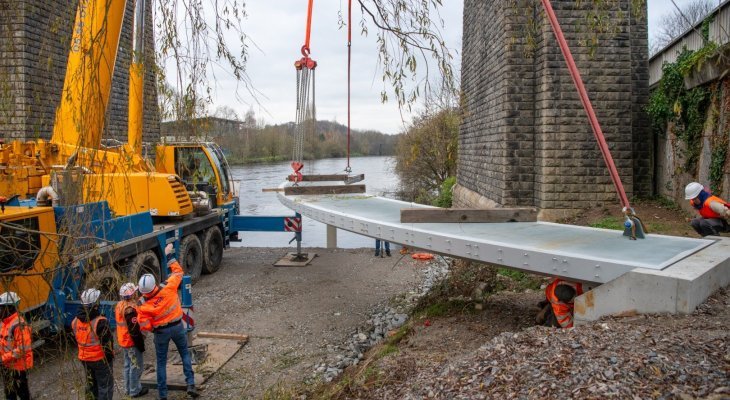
346,0,352,172
540,0,631,210
303,0,314,56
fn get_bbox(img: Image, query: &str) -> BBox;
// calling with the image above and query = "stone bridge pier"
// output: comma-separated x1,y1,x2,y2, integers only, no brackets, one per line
455,0,651,220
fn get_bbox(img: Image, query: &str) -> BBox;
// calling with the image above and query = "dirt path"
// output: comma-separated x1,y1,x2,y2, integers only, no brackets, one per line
27,247,424,399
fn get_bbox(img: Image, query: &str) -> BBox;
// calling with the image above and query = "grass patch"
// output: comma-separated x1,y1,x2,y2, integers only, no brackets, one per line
496,268,543,291
273,349,301,371
378,343,399,357
588,216,623,230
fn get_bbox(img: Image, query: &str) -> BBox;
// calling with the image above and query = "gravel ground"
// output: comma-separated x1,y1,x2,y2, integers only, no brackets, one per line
361,287,730,400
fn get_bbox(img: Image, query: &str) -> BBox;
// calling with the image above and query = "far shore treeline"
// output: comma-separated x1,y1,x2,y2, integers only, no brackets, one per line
161,117,398,165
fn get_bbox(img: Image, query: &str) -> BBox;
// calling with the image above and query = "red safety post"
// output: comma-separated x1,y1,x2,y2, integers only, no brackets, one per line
539,0,630,210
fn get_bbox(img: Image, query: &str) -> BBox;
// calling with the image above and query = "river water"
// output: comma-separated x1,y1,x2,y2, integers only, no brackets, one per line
230,156,400,248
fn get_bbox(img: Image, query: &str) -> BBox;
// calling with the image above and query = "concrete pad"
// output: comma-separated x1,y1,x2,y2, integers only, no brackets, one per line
575,237,730,324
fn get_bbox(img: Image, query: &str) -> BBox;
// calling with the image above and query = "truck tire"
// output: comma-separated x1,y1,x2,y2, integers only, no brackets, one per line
202,226,224,274
180,234,203,283
127,250,161,285
84,266,124,301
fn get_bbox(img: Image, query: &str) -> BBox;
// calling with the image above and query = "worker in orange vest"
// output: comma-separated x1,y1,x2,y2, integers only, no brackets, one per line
137,244,198,399
685,182,730,237
0,292,32,400
72,288,114,400
116,283,148,398
536,278,583,328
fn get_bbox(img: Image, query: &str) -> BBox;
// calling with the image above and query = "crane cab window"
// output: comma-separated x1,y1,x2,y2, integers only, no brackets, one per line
175,147,217,190
0,217,41,273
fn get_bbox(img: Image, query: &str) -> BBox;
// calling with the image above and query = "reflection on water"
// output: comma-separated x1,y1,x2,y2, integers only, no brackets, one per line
230,156,400,248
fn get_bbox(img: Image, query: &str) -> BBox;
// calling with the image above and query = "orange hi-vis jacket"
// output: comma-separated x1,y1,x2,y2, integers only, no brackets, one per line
115,301,137,348
546,279,584,329
0,312,33,371
693,195,729,219
72,316,106,362
138,258,184,332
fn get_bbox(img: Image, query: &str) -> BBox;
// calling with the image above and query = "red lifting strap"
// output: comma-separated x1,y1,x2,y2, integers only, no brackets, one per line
303,0,314,56
540,0,630,210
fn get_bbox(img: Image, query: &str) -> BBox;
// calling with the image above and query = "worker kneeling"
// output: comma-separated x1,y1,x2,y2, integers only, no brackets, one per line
73,288,114,400
0,292,32,400
684,182,730,237
137,244,199,399
536,278,583,329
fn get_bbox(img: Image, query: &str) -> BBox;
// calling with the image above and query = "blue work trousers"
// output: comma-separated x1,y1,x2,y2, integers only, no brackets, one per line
122,346,144,396
153,322,194,398
375,239,390,256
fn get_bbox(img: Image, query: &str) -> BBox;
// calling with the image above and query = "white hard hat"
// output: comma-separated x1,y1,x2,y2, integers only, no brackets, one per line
138,274,157,294
80,288,101,305
685,182,703,200
119,282,138,299
0,292,20,306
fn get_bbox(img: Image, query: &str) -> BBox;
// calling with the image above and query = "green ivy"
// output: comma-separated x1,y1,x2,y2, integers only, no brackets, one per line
710,145,727,193
647,46,715,173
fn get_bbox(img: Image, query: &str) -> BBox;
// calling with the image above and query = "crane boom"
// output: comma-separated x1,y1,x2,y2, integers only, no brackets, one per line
51,0,128,150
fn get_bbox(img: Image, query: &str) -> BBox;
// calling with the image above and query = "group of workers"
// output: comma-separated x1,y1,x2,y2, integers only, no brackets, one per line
0,244,198,400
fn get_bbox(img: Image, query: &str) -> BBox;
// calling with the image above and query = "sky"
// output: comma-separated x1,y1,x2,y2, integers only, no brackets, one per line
180,1,710,135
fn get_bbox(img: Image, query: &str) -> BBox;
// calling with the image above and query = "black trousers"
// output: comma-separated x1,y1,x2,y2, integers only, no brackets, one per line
690,217,729,237
82,360,114,400
0,367,30,400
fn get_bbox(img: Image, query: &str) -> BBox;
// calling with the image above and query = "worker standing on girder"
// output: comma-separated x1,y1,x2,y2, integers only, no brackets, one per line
0,292,32,400
137,244,199,399
116,283,148,398
685,182,730,237
536,278,583,328
72,288,115,400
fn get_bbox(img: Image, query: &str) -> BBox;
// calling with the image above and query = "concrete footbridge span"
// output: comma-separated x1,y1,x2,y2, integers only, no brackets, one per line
277,186,730,324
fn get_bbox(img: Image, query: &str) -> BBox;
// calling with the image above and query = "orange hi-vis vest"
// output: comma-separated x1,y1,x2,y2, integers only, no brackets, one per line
115,301,136,348
546,279,584,329
692,195,729,219
72,316,106,362
138,259,184,332
0,313,33,371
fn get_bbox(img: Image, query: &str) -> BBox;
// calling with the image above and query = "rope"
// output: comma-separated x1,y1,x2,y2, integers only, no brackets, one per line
345,0,352,173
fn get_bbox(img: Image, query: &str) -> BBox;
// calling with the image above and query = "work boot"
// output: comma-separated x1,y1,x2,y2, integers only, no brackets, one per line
386,250,391,257
187,385,200,398
374,251,380,257
132,387,149,398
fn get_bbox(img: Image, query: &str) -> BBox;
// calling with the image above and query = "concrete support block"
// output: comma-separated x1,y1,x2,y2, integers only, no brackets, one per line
326,224,337,249
574,237,730,325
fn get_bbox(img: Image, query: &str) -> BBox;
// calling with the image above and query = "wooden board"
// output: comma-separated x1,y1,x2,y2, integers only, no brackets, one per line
400,208,538,223
287,174,356,182
196,332,249,342
284,184,365,196
273,252,317,267
141,337,245,390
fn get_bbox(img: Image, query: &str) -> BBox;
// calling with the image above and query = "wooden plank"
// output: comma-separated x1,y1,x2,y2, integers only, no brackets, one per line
262,187,285,192
196,332,249,342
284,184,365,196
287,174,351,182
400,208,538,223
344,174,365,184
141,337,244,390
273,252,317,267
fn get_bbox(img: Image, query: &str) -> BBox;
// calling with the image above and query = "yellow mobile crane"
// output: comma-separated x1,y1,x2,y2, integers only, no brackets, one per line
0,0,237,217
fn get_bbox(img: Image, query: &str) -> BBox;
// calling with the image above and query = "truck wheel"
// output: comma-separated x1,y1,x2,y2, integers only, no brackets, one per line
84,266,124,302
202,226,224,274
180,235,203,282
127,251,161,284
